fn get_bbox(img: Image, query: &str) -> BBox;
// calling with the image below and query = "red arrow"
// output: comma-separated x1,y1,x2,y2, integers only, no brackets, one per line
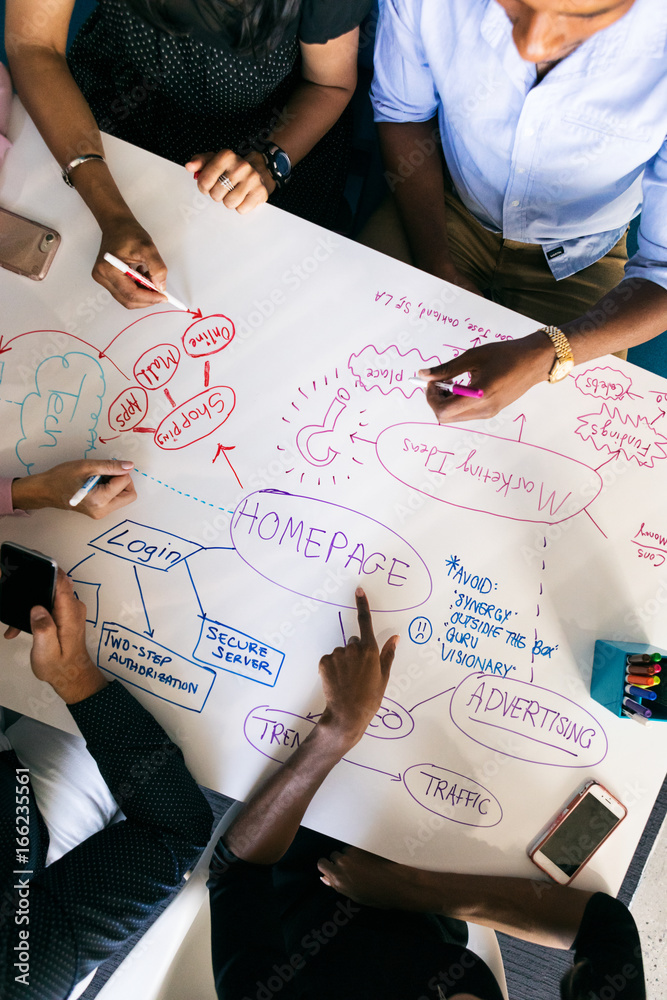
0,337,11,355
213,444,243,488
188,308,203,320
513,413,526,442
99,435,121,444
100,308,189,357
470,336,482,348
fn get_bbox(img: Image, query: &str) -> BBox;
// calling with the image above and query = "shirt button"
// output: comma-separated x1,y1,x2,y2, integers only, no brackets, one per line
511,200,520,207
517,167,526,174
524,127,535,137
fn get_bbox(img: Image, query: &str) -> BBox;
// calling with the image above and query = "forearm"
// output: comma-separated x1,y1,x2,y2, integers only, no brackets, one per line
563,277,667,361
425,871,593,950
6,46,134,227
262,77,355,166
223,723,350,864
378,119,454,276
70,681,212,839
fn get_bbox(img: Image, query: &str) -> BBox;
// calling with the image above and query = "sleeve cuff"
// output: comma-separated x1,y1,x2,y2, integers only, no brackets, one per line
68,679,167,747
0,477,28,516
371,100,439,124
624,255,667,293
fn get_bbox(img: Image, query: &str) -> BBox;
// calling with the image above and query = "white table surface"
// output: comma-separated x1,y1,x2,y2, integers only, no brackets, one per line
1,98,666,891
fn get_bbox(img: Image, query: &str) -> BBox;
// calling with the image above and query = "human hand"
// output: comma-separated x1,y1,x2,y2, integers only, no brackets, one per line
317,847,437,911
186,149,275,213
93,216,168,309
316,588,398,750
11,460,137,519
29,571,107,704
420,330,555,422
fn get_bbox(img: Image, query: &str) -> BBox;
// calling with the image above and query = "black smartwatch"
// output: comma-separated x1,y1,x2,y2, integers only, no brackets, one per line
257,142,292,190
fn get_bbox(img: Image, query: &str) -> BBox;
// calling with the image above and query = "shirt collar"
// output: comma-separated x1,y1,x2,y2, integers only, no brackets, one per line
480,0,667,83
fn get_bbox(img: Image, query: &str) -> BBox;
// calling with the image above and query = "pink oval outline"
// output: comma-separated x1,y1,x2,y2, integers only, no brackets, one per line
375,422,603,525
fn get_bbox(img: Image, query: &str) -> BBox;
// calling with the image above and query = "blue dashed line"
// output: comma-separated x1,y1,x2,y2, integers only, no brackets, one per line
134,468,234,513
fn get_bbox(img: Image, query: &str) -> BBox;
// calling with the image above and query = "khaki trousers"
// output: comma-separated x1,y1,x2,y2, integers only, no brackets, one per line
359,190,629,329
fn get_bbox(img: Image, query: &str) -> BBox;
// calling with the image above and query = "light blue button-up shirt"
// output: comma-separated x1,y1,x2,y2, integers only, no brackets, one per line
371,0,667,287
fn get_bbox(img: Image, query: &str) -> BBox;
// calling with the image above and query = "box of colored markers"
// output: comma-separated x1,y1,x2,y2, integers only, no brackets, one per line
590,640,667,725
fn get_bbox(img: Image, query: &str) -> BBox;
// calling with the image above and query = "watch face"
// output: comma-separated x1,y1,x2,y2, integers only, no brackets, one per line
274,151,290,177
552,358,574,382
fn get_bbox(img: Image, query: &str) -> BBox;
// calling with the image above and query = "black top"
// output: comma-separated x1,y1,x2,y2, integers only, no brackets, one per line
68,0,373,227
208,830,646,1000
208,829,504,1000
569,893,646,1000
127,0,373,50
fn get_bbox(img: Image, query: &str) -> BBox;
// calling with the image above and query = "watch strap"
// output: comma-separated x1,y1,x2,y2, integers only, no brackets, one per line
256,142,291,190
540,325,574,383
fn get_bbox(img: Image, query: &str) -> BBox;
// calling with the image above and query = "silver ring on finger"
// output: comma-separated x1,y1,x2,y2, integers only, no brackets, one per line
217,173,235,193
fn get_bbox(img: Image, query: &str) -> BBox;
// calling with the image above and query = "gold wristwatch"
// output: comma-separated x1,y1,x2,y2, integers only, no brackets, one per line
540,325,574,383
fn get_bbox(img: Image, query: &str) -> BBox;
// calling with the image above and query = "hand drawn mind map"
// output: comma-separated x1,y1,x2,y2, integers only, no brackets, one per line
2,283,667,862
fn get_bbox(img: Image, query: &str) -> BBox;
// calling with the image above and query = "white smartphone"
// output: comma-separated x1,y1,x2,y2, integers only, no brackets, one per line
528,780,627,884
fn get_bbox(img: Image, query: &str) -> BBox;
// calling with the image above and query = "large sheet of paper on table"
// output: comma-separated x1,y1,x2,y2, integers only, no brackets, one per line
1,103,666,889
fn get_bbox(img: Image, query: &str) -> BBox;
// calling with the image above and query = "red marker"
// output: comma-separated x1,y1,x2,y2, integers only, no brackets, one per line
103,253,189,311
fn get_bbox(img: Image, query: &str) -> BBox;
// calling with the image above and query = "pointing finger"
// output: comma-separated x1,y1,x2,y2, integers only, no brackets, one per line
354,587,376,648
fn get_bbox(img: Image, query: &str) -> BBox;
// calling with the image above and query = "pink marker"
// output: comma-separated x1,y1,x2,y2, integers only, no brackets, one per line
408,376,484,399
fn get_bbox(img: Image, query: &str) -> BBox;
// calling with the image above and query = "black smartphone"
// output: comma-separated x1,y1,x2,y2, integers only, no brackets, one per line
0,542,58,634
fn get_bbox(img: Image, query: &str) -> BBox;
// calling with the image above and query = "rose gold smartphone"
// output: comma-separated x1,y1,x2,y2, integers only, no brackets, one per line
528,780,627,884
0,206,61,280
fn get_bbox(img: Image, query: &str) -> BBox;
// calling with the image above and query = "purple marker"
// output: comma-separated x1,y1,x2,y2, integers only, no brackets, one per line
623,698,652,719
